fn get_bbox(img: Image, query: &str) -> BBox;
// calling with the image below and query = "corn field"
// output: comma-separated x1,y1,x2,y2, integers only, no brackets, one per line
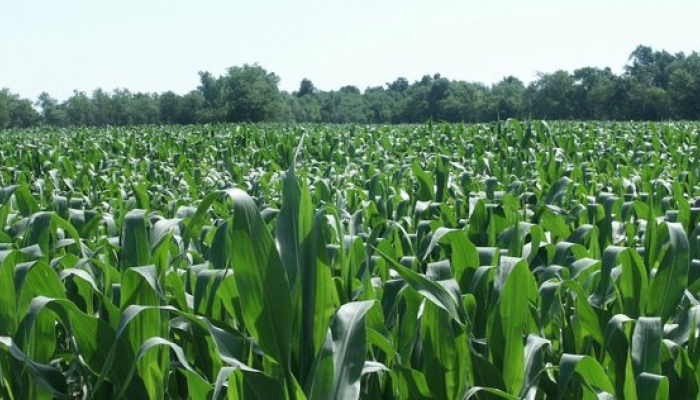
1,121,700,399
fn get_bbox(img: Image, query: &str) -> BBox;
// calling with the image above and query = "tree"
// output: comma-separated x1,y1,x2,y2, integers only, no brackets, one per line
159,91,182,125
287,92,322,122
427,75,450,121
64,90,94,126
316,88,368,124
491,76,526,120
624,78,670,120
387,77,409,93
335,86,367,123
196,71,225,122
625,45,678,89
296,78,317,97
572,67,616,119
4,44,699,126
37,92,68,126
91,88,112,126
128,92,161,125
220,64,285,122
180,91,205,124
439,81,490,122
363,86,395,123
393,75,436,123
110,89,132,125
667,52,700,119
528,71,576,119
0,88,41,129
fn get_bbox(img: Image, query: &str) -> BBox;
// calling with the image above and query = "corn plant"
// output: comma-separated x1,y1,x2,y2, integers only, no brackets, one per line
1,121,700,399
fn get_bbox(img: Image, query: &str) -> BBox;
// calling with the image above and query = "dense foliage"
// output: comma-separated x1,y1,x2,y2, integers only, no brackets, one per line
1,121,700,399
2,45,700,129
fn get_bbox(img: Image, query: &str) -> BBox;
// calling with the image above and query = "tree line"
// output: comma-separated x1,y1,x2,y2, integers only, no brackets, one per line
1,45,699,129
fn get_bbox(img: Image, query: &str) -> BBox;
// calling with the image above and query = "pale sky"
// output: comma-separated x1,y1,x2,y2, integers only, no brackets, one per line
1,0,699,101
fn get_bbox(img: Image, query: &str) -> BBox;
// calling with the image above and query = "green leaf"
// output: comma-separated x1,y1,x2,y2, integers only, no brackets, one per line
412,160,435,201
490,256,536,395
557,354,614,399
117,337,205,399
394,365,433,400
420,300,469,399
647,222,689,321
120,209,151,270
603,314,636,399
226,189,295,395
19,297,146,398
631,317,662,376
374,246,463,324
275,165,334,387
635,372,669,400
306,300,374,400
305,330,334,400
216,366,287,400
275,162,309,287
616,248,648,318
327,300,374,400
465,386,520,399
0,335,69,399
545,177,572,205
0,251,19,336
520,335,550,398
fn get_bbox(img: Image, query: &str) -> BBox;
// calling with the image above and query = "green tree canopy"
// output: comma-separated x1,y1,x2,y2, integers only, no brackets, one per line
2,44,700,129
0,88,41,129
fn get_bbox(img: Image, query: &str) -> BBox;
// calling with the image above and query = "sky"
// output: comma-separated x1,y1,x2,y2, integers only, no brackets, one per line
1,0,699,101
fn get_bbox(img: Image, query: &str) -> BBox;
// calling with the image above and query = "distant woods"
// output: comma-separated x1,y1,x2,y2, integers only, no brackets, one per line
1,45,700,129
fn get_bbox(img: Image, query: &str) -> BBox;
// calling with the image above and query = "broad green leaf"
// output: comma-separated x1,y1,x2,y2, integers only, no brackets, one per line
420,301,469,399
520,335,550,398
226,189,295,395
490,256,536,395
394,365,433,400
603,314,636,399
631,317,662,376
647,222,689,321
635,372,669,400
306,300,374,400
120,209,151,270
374,246,463,324
557,354,614,399
412,160,435,201
0,335,69,399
